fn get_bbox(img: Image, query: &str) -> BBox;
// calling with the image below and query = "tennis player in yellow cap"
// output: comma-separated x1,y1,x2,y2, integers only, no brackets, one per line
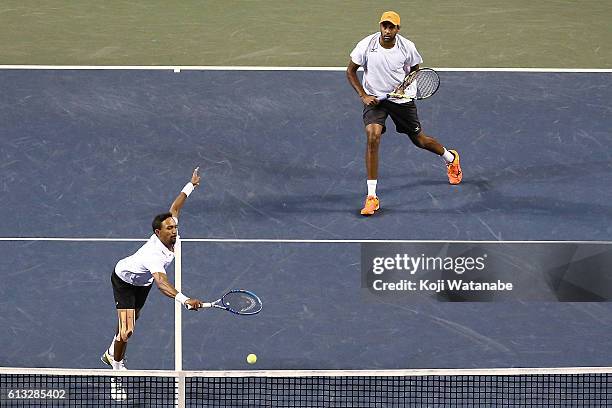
347,11,462,216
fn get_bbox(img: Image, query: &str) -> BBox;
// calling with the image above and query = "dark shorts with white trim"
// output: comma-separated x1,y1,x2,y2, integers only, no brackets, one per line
111,270,152,310
363,100,422,137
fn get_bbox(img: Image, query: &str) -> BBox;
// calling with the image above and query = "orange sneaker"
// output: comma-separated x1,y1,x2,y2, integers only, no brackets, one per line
360,195,380,216
446,149,462,185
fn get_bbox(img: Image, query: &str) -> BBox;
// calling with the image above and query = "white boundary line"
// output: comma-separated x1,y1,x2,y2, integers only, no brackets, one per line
0,237,610,244
174,236,183,372
0,65,610,73
0,237,146,242
1,366,612,377
174,237,185,408
182,238,612,244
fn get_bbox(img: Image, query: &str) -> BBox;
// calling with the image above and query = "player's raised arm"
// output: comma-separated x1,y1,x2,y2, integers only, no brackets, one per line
169,167,201,219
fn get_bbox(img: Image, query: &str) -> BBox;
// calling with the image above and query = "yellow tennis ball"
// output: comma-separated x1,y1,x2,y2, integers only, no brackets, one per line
246,353,257,364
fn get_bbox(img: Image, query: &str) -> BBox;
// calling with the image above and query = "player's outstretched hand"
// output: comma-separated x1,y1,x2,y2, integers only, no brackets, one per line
191,167,201,187
185,298,204,310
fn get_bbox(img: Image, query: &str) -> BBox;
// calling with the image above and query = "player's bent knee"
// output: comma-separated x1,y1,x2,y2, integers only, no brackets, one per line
365,126,382,140
367,133,381,145
409,132,427,148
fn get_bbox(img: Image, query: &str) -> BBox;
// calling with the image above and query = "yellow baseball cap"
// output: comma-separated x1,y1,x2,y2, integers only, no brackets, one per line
379,11,400,26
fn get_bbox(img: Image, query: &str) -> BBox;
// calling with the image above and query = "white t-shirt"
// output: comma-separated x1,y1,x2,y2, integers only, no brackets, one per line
114,234,176,286
350,33,423,103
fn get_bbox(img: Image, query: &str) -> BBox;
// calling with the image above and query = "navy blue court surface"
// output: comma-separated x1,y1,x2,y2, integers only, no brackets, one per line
1,69,611,370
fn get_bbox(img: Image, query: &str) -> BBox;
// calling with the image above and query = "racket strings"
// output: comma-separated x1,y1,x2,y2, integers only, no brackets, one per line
414,71,440,99
222,292,262,314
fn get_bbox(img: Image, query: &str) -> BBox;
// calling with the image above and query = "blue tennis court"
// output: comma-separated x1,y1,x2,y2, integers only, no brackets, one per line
1,69,611,240
1,68,611,376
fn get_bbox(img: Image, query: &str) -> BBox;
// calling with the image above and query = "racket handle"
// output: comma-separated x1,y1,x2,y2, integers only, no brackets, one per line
386,93,413,100
185,302,212,310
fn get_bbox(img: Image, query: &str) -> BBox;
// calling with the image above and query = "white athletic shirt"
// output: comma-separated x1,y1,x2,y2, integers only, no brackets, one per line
114,234,176,286
350,33,423,103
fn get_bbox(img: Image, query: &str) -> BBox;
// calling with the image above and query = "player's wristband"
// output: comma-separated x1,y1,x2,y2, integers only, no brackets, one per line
175,293,189,305
181,183,195,197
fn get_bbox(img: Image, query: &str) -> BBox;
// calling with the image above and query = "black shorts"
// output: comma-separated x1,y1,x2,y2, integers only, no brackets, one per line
363,100,422,137
111,270,152,310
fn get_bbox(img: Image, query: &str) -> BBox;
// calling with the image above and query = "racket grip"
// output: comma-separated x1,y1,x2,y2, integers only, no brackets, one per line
185,302,211,310
386,93,413,100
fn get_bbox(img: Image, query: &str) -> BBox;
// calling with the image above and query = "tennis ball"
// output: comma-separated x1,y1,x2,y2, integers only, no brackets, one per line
246,353,257,364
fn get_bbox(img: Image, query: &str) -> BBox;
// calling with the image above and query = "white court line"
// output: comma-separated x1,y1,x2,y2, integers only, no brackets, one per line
182,238,612,244
0,237,610,244
0,237,147,242
174,236,183,372
0,65,611,73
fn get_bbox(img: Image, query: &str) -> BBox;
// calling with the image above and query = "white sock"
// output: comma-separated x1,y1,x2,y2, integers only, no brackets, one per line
367,180,377,197
108,334,120,356
111,359,124,370
442,148,455,164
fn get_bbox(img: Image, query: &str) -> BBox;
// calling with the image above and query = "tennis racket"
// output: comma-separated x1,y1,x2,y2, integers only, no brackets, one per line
189,290,262,315
379,68,440,101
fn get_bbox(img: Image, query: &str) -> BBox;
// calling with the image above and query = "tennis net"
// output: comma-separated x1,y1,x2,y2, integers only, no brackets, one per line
1,367,611,407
